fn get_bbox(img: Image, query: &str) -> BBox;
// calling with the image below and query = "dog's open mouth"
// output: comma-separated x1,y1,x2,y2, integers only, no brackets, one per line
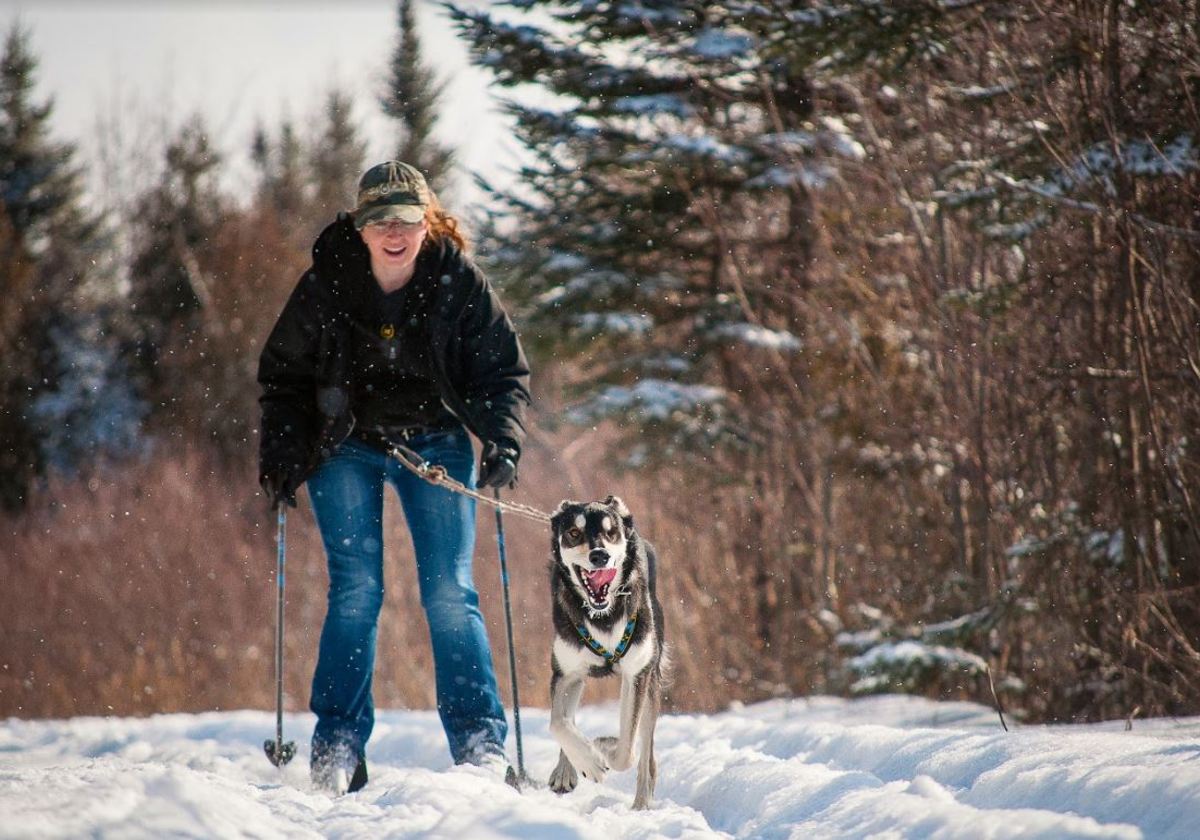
576,566,617,607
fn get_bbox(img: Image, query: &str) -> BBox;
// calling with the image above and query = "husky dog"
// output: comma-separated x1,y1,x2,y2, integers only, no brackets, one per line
547,495,666,810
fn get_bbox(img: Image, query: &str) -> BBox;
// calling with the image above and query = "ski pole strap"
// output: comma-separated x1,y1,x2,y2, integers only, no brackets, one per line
576,616,638,664
387,442,552,524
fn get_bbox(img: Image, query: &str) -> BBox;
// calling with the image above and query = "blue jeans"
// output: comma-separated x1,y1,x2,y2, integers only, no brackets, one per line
305,429,507,764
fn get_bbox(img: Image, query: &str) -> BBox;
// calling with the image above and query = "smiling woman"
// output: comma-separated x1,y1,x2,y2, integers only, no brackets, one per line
255,158,531,793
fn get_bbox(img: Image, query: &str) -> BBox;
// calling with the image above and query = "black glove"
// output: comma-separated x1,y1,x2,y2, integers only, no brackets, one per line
478,440,519,490
260,463,301,510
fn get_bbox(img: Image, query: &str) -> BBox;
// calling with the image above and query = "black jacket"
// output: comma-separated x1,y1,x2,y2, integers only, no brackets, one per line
257,214,531,483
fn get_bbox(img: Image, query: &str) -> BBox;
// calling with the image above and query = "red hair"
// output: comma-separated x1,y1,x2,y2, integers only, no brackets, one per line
423,190,468,252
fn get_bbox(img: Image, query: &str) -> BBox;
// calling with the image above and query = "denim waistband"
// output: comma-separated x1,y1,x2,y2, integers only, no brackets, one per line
351,423,462,451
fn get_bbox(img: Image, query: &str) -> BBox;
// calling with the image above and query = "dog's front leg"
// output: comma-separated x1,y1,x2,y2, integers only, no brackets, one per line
548,669,608,789
596,667,650,772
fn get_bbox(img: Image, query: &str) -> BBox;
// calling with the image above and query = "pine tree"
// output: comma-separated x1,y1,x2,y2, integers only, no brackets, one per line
0,23,121,508
252,118,306,223
311,89,366,220
380,0,455,195
127,116,224,430
447,3,845,457
449,2,863,681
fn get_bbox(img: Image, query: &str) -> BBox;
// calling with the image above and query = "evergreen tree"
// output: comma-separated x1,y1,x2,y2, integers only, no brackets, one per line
380,0,455,194
448,2,861,684
311,89,366,220
454,0,1200,719
0,23,122,508
447,3,845,459
252,118,306,223
127,116,224,430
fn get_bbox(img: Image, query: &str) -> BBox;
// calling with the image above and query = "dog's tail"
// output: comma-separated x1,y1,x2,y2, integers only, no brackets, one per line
656,642,675,691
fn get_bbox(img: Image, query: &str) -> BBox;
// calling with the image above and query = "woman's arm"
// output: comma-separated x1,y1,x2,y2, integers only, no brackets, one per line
453,261,532,455
257,272,324,478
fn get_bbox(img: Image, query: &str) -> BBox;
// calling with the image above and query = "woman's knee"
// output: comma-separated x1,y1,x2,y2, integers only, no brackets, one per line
421,582,480,626
328,572,385,620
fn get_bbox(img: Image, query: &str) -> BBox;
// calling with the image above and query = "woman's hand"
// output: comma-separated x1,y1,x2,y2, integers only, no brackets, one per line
260,465,301,510
478,441,519,490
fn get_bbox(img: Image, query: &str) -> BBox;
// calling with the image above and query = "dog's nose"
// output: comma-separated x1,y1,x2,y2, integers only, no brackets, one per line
588,548,610,567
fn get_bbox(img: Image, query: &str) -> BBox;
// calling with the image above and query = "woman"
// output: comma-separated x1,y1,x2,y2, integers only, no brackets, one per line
257,161,530,793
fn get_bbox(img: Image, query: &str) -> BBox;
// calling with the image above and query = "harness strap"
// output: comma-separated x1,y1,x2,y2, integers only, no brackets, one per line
576,615,638,664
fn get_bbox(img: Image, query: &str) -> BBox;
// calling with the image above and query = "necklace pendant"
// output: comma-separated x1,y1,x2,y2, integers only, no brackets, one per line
380,323,396,339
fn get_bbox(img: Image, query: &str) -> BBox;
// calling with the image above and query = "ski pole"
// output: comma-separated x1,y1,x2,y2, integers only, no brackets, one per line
493,488,526,783
264,506,296,767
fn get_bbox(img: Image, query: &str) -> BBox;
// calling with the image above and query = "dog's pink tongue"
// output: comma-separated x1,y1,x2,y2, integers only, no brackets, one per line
587,568,617,588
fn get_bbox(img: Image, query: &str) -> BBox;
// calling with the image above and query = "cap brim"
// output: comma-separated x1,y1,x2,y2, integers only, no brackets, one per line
354,202,426,228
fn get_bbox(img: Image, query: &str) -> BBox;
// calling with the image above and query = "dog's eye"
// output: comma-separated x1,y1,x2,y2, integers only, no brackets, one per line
565,528,582,543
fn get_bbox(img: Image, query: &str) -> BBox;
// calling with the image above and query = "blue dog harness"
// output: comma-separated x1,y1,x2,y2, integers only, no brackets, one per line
576,615,638,664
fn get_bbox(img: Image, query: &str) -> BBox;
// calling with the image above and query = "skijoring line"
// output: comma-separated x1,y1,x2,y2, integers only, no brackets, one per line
385,442,553,523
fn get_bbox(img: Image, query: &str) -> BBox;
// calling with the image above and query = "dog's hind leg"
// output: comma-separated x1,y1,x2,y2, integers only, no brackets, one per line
549,670,608,790
631,673,661,810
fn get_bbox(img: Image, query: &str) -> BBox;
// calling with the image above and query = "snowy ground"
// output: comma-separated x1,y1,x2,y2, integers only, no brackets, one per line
3,695,1199,839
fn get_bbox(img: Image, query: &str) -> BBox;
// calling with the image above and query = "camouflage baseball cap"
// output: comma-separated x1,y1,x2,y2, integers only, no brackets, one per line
353,161,430,229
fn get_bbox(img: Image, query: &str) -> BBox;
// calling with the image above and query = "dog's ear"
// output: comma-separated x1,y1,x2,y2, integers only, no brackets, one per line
551,500,581,538
550,501,574,557
603,495,634,531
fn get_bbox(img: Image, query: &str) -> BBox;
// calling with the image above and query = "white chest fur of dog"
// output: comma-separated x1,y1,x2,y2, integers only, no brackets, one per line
547,496,666,810
552,610,656,678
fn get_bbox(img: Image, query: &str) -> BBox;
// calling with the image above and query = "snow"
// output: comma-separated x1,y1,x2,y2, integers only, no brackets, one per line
612,95,695,119
756,131,819,154
5,695,1200,838
746,164,835,190
847,641,989,695
709,323,802,352
661,135,749,164
689,30,756,60
818,116,866,161
573,312,654,336
567,379,726,424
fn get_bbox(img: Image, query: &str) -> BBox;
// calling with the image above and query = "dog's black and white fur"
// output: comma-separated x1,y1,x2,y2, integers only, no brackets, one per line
547,495,666,810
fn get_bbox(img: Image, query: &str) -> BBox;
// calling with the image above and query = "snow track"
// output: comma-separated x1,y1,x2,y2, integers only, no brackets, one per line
3,696,1198,838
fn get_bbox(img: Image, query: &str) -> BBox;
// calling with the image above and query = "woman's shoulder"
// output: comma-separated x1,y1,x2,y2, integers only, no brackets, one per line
424,238,488,295
291,213,372,315
311,213,369,278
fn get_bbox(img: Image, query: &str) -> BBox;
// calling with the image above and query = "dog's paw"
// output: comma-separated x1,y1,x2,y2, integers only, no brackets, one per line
573,744,609,783
548,751,578,794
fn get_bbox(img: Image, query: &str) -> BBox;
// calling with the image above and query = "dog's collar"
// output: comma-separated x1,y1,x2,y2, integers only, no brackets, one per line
576,615,638,664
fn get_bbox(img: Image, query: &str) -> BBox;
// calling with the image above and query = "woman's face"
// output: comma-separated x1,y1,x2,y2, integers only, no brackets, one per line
360,217,428,280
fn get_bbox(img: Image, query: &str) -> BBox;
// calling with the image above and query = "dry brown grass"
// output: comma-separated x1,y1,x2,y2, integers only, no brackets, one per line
1,415,776,720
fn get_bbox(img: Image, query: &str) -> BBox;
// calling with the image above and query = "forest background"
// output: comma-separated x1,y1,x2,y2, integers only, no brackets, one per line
3,0,1199,727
